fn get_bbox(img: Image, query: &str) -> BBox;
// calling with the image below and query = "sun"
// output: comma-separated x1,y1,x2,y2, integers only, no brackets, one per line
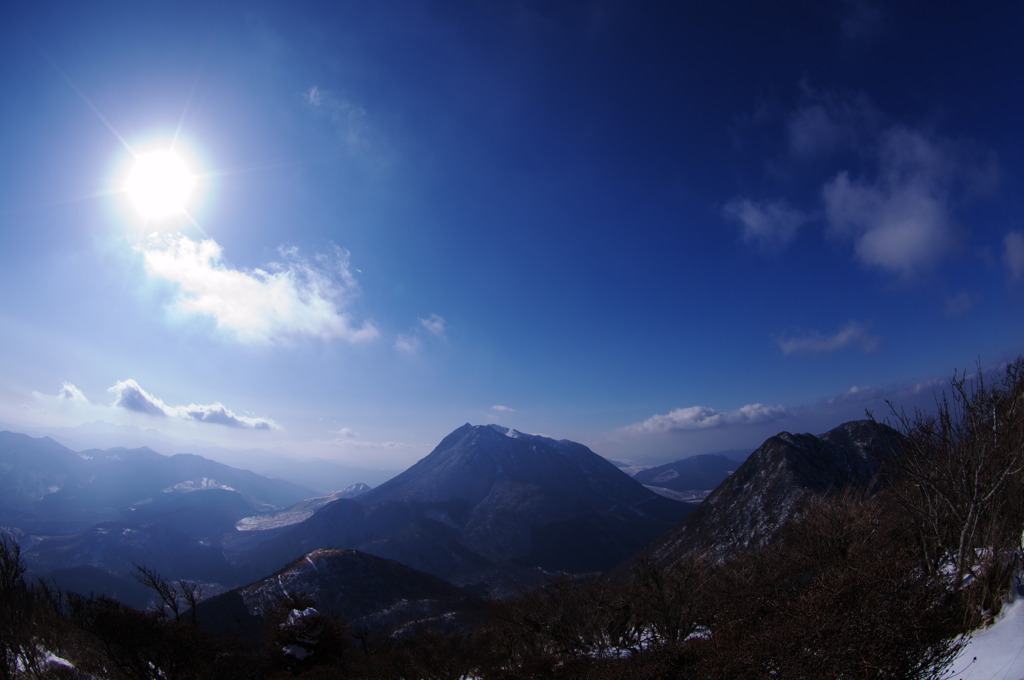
123,148,197,221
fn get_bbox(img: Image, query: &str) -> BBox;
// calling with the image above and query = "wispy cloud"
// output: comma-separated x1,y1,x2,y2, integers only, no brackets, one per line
108,379,278,430
490,404,516,414
944,291,978,317
304,85,374,158
140,235,379,345
776,320,880,355
395,313,447,354
825,384,886,405
1004,231,1024,282
623,403,790,435
786,87,879,158
722,197,813,251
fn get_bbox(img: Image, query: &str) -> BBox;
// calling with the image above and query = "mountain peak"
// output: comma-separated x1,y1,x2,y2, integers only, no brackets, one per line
314,423,695,577
360,423,629,507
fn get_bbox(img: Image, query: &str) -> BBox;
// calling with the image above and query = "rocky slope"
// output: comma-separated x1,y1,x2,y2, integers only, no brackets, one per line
624,420,902,571
196,548,483,640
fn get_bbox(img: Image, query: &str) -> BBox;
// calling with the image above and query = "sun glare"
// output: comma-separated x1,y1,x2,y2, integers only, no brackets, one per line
123,148,197,221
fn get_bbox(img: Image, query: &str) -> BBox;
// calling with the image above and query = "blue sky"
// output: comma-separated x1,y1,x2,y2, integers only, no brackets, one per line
1,1,1022,470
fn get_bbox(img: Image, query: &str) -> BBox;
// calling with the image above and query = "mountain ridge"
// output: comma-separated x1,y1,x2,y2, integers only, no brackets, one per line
621,419,902,572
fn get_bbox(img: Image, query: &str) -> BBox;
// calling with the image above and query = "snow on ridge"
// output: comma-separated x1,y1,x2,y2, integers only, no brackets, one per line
488,424,521,438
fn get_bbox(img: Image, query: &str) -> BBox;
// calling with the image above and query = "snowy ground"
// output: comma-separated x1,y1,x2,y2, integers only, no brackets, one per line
949,596,1024,680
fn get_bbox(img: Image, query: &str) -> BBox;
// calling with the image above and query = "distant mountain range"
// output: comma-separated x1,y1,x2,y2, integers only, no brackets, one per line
0,424,694,606
0,430,330,601
0,420,907,639
15,419,399,494
0,431,316,532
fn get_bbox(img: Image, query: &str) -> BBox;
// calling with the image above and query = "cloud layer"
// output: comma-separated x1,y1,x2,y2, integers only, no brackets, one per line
140,236,379,345
109,379,278,430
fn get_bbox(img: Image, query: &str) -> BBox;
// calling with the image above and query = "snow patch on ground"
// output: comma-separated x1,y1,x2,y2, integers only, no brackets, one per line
950,596,1024,680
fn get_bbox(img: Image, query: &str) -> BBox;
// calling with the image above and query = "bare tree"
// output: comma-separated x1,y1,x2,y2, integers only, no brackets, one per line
878,359,1024,614
133,564,204,624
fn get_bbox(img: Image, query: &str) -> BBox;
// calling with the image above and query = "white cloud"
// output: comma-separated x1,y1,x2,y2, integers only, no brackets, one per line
140,235,379,345
179,403,276,430
420,313,446,338
331,427,358,438
490,405,516,414
624,403,789,435
108,379,278,430
1004,231,1024,282
110,379,168,417
58,382,89,403
777,320,880,355
822,126,996,276
722,197,813,252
